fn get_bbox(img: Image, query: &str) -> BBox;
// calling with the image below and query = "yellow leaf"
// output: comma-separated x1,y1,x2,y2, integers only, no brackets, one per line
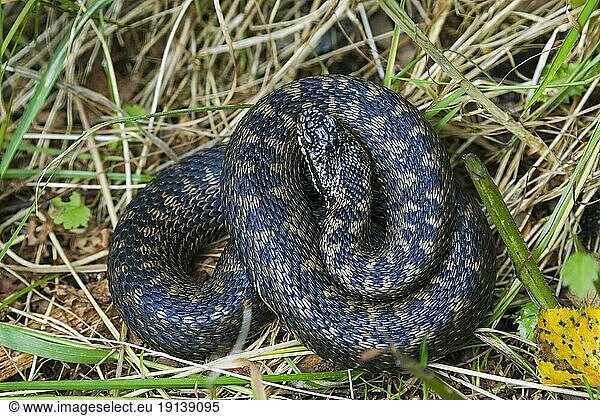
536,307,600,387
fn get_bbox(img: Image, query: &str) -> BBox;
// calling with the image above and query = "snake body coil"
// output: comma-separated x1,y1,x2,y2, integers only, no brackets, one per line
108,75,496,371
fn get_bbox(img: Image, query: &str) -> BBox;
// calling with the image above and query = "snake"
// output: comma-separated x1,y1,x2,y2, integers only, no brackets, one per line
107,75,496,372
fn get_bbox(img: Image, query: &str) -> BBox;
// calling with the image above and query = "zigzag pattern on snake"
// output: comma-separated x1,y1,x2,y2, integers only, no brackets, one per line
107,75,496,371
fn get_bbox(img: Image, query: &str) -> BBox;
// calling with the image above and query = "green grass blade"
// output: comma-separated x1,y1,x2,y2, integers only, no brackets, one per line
0,0,114,179
32,103,252,186
394,352,465,399
488,279,523,326
523,0,600,114
0,198,37,264
0,322,117,364
0,0,37,59
0,103,249,266
0,274,58,310
424,88,465,119
533,118,600,260
378,0,550,158
0,370,353,392
390,53,426,88
384,23,402,88
0,141,123,160
433,105,461,132
3,168,153,182
537,40,600,114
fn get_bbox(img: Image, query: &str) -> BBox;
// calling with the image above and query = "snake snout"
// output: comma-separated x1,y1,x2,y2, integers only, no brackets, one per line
297,107,337,151
297,108,371,212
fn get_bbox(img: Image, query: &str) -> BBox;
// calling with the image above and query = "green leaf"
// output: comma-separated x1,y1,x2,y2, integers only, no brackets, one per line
123,104,147,128
50,192,91,229
123,104,147,118
539,61,600,104
536,307,600,387
561,251,600,299
515,302,538,341
0,323,117,364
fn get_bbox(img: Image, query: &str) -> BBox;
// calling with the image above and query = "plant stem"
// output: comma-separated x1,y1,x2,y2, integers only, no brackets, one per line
464,154,559,310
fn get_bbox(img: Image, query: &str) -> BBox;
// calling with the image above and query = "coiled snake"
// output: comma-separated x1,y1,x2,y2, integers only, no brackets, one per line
107,75,496,371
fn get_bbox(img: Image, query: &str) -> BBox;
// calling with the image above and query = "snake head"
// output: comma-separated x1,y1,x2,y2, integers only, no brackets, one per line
297,107,338,156
297,107,341,199
297,107,371,207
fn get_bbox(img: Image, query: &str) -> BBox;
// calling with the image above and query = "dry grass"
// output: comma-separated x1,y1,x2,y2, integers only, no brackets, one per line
1,0,599,399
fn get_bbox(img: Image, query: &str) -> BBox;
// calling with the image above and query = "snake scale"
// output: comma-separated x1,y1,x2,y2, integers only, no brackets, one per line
107,75,496,371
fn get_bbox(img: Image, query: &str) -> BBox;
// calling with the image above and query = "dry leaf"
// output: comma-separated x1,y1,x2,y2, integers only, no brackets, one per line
536,307,600,387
